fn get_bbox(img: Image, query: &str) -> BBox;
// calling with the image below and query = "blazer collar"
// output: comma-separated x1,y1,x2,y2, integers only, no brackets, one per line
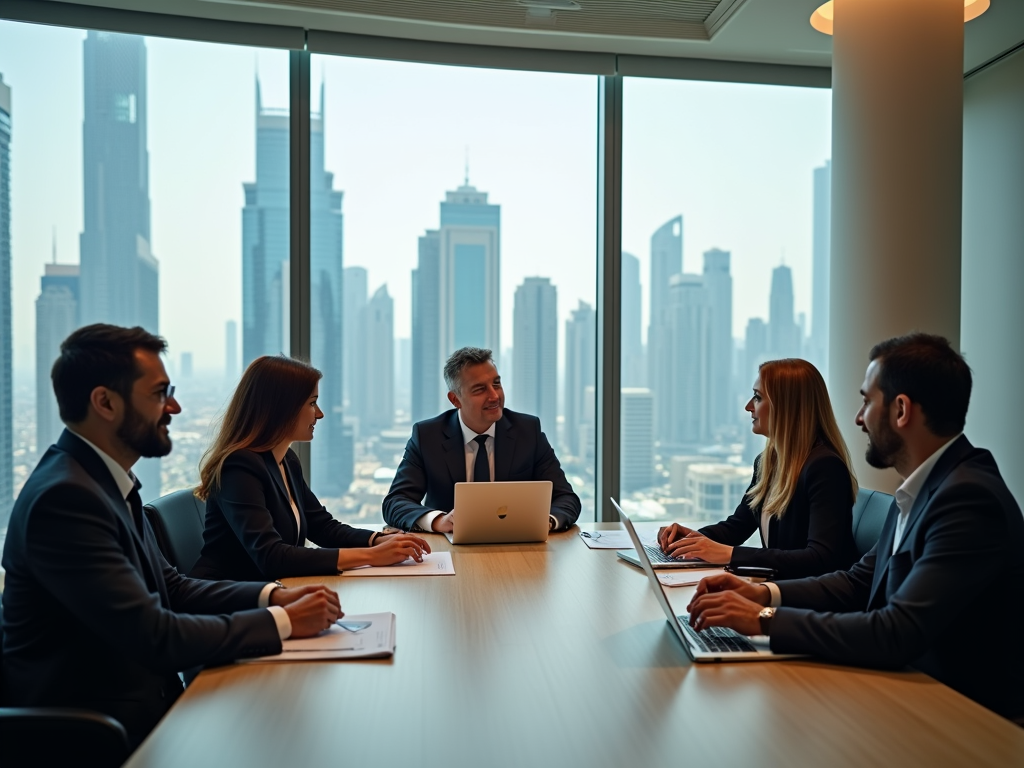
262,450,290,501
442,410,467,484
57,429,132,510
894,434,974,554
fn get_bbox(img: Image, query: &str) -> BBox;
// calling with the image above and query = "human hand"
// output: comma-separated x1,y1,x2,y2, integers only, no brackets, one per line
365,533,431,566
664,532,733,564
431,510,455,533
657,523,695,552
690,572,770,605
277,586,343,637
686,589,764,636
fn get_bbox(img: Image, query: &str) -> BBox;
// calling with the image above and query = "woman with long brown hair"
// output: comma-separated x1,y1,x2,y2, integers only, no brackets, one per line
657,358,858,579
190,356,429,581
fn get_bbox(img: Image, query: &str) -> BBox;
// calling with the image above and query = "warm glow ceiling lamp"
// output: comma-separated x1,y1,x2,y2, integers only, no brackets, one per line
810,0,990,34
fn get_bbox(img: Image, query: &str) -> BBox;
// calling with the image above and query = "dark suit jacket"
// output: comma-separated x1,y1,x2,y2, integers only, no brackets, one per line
699,443,858,578
382,408,581,532
190,448,373,582
0,431,282,746
769,435,1024,720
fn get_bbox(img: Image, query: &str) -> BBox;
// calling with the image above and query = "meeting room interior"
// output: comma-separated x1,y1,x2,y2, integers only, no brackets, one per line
1,0,1024,766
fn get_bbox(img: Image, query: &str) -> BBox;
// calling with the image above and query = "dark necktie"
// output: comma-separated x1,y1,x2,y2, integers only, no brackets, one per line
127,480,145,537
473,435,490,483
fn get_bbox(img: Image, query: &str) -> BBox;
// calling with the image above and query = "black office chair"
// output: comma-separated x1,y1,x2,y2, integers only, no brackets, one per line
143,489,207,574
851,487,894,558
0,593,131,768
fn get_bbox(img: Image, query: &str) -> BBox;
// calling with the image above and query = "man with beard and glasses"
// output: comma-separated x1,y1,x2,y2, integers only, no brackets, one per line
1,324,344,748
684,333,1024,721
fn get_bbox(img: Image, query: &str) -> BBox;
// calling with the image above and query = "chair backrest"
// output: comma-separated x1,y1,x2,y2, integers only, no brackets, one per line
143,489,206,574
851,487,894,558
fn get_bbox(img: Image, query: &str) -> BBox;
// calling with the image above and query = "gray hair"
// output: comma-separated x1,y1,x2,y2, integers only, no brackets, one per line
443,347,494,394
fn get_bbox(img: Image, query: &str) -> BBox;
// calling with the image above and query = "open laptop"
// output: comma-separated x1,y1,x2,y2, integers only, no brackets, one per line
616,524,729,570
445,481,552,544
614,499,799,662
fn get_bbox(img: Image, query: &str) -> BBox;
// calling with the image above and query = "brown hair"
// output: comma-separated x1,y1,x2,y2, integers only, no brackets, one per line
746,358,857,518
196,356,322,500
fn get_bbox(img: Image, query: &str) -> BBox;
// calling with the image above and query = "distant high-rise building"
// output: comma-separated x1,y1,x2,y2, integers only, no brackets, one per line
242,82,350,494
225,320,239,382
359,285,394,435
343,266,367,407
702,248,733,430
412,230,442,421
395,337,412,418
810,160,831,376
36,263,80,455
512,277,557,434
180,352,193,379
564,301,595,457
667,273,711,446
648,216,682,444
768,264,801,359
439,180,500,360
79,33,157,334
621,252,644,388
744,317,768,387
620,389,654,493
0,74,12,524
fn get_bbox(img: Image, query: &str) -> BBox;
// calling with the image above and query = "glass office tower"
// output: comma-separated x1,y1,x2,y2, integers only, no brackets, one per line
512,277,557,435
35,264,80,454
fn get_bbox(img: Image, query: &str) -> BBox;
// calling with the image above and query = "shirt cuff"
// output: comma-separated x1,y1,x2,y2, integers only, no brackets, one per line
257,581,279,609
764,581,783,608
415,510,443,532
267,606,292,641
549,514,558,532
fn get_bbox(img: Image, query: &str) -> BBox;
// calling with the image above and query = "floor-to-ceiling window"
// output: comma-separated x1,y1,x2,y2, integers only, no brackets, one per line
307,56,598,524
619,77,832,523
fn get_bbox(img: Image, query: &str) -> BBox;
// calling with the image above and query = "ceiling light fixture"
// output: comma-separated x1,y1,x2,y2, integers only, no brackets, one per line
516,0,582,10
810,0,989,35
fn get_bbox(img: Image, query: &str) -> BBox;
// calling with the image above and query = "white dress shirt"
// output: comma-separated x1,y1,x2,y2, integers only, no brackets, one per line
69,430,292,640
764,432,964,609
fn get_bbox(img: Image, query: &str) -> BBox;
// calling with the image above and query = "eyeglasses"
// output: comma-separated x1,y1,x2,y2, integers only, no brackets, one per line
158,384,176,403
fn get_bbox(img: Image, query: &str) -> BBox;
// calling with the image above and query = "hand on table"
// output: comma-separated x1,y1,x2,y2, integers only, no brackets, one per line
663,532,733,565
366,533,431,565
271,585,343,637
431,510,455,533
686,573,771,637
657,523,696,552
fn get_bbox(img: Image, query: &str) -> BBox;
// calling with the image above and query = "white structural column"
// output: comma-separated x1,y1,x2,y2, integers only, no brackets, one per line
829,0,965,492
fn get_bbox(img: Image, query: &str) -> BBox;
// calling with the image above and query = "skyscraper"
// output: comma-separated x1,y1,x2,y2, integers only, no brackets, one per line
79,33,157,334
620,389,654,493
564,300,595,457
343,266,367,407
411,230,442,421
702,248,733,430
621,251,644,388
438,180,500,359
360,285,394,435
242,82,351,494
667,273,711,446
810,160,831,377
768,264,801,359
0,74,11,525
225,320,239,382
512,277,557,433
648,216,682,443
35,264,80,455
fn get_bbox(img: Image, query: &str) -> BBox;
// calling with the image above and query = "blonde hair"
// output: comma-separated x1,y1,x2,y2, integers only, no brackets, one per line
746,359,857,518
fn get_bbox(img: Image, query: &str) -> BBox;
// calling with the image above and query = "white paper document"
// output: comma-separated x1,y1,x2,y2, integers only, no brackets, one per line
244,612,396,661
579,530,634,549
342,550,455,577
657,568,727,588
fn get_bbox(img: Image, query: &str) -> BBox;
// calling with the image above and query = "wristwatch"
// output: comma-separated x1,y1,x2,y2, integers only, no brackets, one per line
758,606,776,635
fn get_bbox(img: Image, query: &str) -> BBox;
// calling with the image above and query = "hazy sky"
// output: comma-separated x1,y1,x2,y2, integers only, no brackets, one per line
0,19,830,379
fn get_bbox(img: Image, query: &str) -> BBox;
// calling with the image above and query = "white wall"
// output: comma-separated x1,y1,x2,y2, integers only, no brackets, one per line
962,46,1024,507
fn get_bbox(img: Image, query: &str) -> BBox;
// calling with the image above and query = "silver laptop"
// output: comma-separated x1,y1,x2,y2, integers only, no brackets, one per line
614,499,798,662
445,481,552,544
615,520,729,570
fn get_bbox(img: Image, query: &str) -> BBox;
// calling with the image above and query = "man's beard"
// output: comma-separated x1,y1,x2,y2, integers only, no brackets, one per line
118,404,173,458
865,418,903,469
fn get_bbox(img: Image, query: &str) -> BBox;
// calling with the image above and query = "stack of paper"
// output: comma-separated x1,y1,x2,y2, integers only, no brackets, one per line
244,612,396,661
657,568,727,588
342,550,455,576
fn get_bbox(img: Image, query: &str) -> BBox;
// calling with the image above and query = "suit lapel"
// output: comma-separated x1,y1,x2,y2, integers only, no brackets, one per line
866,498,901,608
279,454,306,544
493,414,514,481
263,451,300,545
443,411,467,484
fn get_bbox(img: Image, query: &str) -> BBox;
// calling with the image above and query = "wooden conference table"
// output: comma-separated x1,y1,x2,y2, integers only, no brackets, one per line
126,524,1024,768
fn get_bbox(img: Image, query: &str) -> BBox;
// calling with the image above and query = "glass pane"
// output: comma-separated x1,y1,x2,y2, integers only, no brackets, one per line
620,78,832,524
308,57,598,524
0,19,288,552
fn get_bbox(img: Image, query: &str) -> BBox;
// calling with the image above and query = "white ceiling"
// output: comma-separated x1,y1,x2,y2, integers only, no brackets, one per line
36,0,1024,72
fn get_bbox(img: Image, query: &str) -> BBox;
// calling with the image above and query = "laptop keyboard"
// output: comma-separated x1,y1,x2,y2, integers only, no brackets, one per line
644,544,681,564
678,615,758,653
